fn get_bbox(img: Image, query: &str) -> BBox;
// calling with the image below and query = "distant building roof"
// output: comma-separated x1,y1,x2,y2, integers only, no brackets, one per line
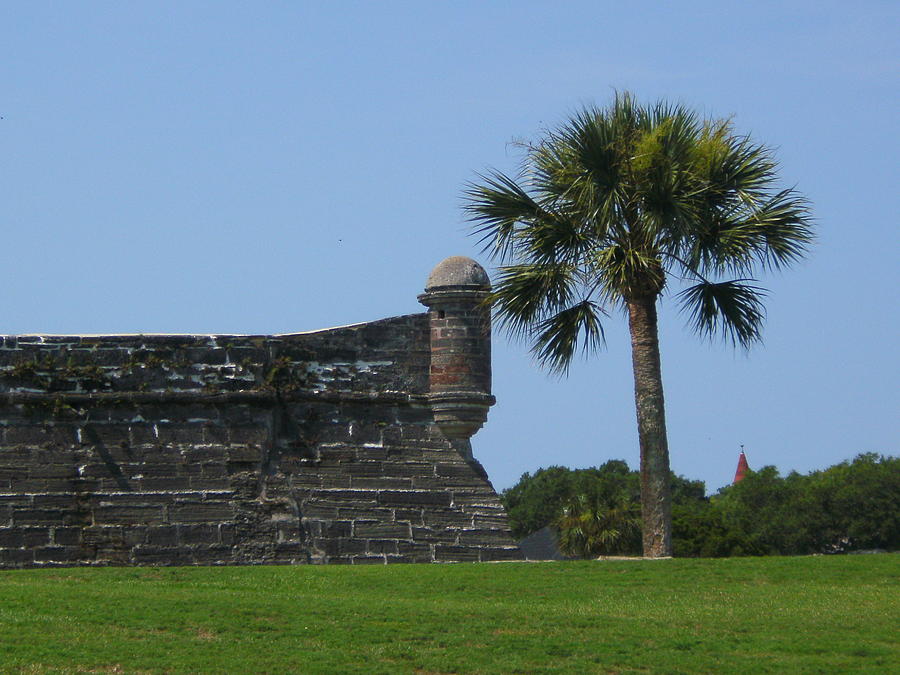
734,451,750,484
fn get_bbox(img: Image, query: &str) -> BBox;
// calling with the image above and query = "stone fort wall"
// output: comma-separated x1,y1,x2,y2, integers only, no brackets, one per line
0,257,522,566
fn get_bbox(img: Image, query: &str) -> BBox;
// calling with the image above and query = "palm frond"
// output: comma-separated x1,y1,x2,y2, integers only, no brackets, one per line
530,300,606,374
561,110,624,220
693,126,778,201
489,263,579,341
525,111,627,246
462,171,553,261
747,188,814,269
682,187,813,276
519,207,592,265
678,279,767,348
679,209,766,277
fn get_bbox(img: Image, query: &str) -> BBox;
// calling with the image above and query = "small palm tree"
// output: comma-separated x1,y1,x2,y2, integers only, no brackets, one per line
556,494,641,558
464,93,812,557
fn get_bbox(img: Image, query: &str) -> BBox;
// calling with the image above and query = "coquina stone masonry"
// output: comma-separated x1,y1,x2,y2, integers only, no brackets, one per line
0,257,522,566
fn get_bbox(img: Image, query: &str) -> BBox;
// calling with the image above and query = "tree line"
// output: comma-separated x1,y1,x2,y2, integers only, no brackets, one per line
501,453,898,557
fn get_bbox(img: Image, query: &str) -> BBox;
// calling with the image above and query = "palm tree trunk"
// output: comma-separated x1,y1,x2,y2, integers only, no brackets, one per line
626,295,673,557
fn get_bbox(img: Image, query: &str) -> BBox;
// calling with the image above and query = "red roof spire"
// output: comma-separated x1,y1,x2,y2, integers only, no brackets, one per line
733,446,750,484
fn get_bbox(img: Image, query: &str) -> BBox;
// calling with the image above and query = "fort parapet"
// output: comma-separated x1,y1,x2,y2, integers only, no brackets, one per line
0,257,522,566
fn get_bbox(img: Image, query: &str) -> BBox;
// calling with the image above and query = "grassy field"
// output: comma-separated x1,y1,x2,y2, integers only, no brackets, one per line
0,556,896,673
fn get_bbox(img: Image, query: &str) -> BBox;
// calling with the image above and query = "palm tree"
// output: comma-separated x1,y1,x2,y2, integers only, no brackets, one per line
463,93,813,557
556,494,641,558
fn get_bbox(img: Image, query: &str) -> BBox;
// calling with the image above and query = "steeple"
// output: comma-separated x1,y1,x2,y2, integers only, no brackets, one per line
733,446,750,484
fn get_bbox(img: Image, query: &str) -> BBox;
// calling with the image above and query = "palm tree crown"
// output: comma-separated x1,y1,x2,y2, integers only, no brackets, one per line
464,93,812,557
464,93,812,372
556,494,641,558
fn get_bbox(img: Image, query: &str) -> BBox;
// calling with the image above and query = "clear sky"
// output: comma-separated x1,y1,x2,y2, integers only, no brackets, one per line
3,1,897,493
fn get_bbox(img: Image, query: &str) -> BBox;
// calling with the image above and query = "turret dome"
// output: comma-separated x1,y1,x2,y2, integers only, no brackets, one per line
425,256,490,291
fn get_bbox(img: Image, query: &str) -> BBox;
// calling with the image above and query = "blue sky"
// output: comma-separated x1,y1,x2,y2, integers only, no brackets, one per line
3,1,897,492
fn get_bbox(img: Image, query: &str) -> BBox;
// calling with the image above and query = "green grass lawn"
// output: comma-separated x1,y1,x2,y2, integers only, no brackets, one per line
0,556,896,673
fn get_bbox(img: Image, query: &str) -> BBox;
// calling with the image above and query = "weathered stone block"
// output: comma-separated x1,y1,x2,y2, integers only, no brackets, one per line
178,524,220,545
461,504,507,517
31,464,77,480
380,460,436,478
338,538,368,555
353,522,411,539
226,461,258,476
124,527,148,546
448,490,502,508
392,508,424,525
22,527,53,547
316,489,379,503
351,477,412,490
169,502,233,523
129,463,176,479
3,427,50,445
228,427,268,445
132,546,193,565
146,526,178,546
434,544,481,562
94,505,165,525
0,548,34,564
14,509,71,526
219,524,236,546
422,511,472,529
337,506,394,521
366,539,399,555
377,490,452,507
98,492,183,505
142,477,192,491
412,475,485,489
0,466,21,481
354,446,389,461
190,545,232,563
189,477,231,490
473,514,511,529
318,474,352,489
52,527,82,546
298,502,339,519
411,526,458,544
0,495,33,508
274,542,307,559
344,461,383,478
321,521,353,538
458,529,519,546
34,546,82,562
396,541,433,561
309,536,340,557
82,526,124,547
0,528,25,547
200,463,228,478
226,445,261,462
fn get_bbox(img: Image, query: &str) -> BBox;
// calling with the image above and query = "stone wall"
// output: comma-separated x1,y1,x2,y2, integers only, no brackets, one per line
0,258,522,567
